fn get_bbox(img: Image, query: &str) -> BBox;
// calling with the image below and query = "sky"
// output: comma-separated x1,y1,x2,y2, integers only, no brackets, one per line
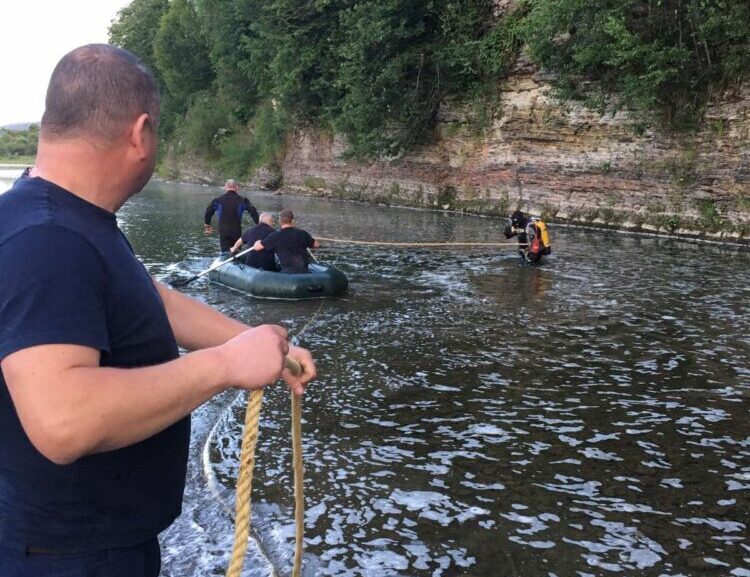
0,0,132,127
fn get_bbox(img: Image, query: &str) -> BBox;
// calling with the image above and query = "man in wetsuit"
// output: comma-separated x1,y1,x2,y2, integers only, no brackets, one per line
504,210,551,263
229,212,279,271
253,209,319,273
204,179,259,252
0,44,316,577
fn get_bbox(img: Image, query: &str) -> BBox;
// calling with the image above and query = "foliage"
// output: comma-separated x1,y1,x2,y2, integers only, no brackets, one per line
330,0,518,157
108,0,168,86
153,0,215,129
107,0,749,166
520,0,750,126
0,125,38,158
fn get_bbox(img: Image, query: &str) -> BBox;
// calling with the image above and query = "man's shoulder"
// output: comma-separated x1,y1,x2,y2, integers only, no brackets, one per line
0,181,55,245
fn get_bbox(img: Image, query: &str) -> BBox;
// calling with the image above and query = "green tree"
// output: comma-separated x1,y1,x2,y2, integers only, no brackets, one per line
154,0,215,122
520,0,750,126
0,124,39,158
108,0,168,86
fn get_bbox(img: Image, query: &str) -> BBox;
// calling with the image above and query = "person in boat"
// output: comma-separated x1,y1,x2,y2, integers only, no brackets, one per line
0,44,316,577
204,179,259,253
253,209,320,273
504,210,552,263
229,211,279,271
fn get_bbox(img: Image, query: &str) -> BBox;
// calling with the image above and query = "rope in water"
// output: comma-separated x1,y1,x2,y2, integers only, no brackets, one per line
225,298,324,577
315,236,525,247
226,356,305,577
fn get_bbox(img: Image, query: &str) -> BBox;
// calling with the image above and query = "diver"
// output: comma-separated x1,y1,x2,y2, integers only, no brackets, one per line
504,210,551,263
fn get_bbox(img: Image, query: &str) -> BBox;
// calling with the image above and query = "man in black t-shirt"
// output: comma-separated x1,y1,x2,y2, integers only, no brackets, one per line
229,212,278,271
253,209,319,273
0,44,317,577
204,179,259,252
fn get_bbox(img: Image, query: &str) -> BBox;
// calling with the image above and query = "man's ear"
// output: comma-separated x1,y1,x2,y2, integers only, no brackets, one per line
130,113,153,160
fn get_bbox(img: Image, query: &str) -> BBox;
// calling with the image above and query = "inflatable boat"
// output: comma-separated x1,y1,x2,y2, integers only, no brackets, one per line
208,259,348,299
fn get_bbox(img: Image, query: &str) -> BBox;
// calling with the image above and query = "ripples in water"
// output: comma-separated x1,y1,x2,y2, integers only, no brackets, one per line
117,182,748,577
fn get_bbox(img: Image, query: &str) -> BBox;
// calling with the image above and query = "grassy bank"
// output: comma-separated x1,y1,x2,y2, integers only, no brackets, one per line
0,156,35,166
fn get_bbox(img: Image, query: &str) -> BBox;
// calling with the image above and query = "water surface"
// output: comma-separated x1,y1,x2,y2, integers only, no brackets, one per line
4,172,749,577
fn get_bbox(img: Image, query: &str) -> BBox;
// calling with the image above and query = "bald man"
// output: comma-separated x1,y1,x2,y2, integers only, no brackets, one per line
230,211,279,271
0,44,315,577
204,178,259,252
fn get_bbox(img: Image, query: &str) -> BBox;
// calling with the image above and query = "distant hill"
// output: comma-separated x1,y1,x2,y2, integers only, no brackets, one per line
1,122,38,132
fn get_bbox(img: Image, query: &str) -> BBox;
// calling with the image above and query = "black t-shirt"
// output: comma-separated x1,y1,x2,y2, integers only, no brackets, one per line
0,178,189,552
261,227,315,273
240,222,277,271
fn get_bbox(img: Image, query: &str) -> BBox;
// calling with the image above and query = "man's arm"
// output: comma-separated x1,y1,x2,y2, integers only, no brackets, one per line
2,324,296,466
154,281,314,391
229,237,243,255
156,281,247,349
245,200,259,225
204,200,217,232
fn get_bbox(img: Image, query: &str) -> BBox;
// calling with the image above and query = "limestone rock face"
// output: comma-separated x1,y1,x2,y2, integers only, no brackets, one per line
279,66,750,242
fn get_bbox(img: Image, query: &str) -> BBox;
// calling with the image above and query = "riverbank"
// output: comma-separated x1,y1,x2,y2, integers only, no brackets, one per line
157,67,749,247
153,164,750,248
0,156,34,166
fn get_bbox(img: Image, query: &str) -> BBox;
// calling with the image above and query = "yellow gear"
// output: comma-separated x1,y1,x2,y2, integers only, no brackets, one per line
535,219,551,249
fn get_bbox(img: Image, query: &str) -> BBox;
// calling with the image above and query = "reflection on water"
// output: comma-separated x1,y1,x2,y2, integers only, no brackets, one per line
114,180,749,576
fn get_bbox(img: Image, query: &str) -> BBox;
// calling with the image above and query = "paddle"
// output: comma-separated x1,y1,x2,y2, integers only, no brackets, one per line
306,247,319,265
171,246,255,287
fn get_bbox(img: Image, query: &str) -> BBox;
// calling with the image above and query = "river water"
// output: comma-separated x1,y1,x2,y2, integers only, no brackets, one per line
2,170,749,577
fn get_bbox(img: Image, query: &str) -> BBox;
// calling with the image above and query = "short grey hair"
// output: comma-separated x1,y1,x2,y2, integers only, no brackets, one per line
224,179,238,191
41,44,159,144
259,212,275,225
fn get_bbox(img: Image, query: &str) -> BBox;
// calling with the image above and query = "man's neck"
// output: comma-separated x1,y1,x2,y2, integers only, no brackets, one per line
281,223,294,229
34,139,129,213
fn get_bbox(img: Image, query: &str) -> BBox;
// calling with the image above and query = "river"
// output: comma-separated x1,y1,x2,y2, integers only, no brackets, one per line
1,170,749,577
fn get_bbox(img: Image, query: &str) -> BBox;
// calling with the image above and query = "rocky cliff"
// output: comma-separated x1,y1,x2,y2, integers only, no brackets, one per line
276,56,749,243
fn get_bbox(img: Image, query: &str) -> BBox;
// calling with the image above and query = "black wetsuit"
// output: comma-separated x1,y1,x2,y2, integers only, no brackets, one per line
260,227,316,273
204,191,259,252
240,222,278,271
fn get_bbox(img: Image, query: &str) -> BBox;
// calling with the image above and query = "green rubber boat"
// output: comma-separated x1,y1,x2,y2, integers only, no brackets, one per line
208,259,348,299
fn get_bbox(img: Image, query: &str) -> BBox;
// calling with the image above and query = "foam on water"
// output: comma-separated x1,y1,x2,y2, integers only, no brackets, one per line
111,182,750,577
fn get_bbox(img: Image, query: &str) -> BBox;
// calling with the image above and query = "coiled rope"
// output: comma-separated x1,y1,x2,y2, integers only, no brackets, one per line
225,298,325,577
315,236,524,247
226,356,305,577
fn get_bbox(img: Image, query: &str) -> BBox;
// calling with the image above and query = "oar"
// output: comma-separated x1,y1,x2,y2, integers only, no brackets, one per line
306,247,319,265
172,246,255,287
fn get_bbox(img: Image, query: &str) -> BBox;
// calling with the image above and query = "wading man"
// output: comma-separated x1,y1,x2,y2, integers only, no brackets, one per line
503,210,552,264
204,179,259,253
0,44,315,577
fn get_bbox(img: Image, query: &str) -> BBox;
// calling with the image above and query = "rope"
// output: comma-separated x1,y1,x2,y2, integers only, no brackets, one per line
291,394,304,577
226,389,265,577
226,357,305,577
315,236,525,247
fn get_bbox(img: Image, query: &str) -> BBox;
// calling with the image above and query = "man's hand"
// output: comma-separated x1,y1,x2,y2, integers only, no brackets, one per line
283,345,316,396
229,238,243,255
204,224,214,234
252,240,264,252
215,327,316,396
216,325,291,389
